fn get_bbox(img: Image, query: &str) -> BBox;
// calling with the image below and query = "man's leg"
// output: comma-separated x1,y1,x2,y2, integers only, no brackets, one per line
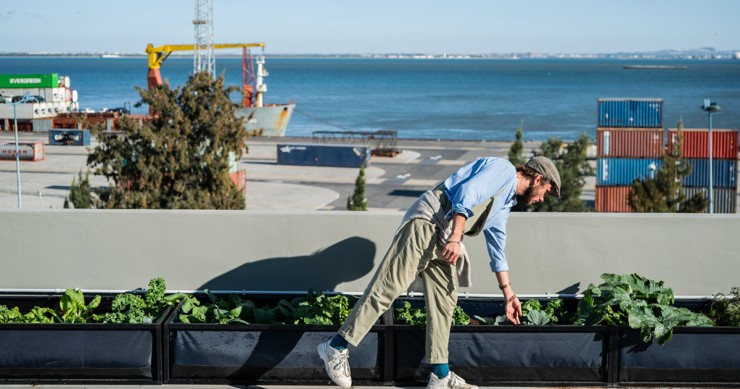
421,260,478,389
338,219,437,344
318,219,436,388
421,258,458,364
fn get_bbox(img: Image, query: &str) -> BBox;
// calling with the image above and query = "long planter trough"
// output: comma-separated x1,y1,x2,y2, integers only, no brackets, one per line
618,327,740,386
163,298,389,385
391,297,613,386
0,294,167,384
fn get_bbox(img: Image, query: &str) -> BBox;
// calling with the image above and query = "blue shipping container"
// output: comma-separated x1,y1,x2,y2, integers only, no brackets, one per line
684,159,737,188
597,158,663,186
597,98,663,128
48,129,90,146
277,144,371,168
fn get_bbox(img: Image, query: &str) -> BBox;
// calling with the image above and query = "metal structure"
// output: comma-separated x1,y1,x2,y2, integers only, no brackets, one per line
312,130,401,157
11,94,31,208
193,0,215,76
701,99,721,214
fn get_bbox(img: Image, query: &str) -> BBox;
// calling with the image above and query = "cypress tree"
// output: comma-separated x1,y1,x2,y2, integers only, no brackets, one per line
628,119,707,213
347,164,368,211
507,121,526,166
81,72,248,209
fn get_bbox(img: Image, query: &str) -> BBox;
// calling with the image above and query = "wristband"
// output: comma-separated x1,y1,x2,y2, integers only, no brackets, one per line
507,294,518,303
498,282,510,290
447,240,461,245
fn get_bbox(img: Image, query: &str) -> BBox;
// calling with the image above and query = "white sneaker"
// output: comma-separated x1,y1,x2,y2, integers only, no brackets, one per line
317,340,352,388
426,371,478,389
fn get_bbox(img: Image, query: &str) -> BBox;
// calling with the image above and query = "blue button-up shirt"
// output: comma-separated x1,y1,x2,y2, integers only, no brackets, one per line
442,157,517,272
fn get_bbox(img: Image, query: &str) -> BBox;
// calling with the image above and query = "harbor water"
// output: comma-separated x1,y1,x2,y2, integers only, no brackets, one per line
1,56,739,141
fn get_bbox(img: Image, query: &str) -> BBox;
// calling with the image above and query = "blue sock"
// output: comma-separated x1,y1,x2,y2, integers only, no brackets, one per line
432,363,449,378
329,334,348,350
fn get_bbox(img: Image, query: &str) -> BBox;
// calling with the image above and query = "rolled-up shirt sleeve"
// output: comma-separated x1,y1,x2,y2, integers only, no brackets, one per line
484,221,509,272
445,159,515,220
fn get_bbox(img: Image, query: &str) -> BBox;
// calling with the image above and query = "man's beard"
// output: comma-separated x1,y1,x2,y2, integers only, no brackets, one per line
518,184,537,205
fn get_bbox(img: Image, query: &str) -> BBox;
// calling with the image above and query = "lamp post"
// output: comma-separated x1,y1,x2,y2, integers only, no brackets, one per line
11,94,31,209
701,99,721,214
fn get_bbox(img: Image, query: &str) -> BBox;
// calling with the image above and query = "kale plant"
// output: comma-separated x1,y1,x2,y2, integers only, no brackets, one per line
574,273,713,344
395,301,470,326
707,287,740,326
101,277,189,323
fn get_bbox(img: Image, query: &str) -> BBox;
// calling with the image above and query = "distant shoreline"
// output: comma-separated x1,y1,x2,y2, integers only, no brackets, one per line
1,51,739,61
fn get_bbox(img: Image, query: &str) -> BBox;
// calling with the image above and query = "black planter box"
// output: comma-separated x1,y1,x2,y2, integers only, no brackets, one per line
618,327,740,386
391,297,612,386
0,294,167,384
163,297,389,385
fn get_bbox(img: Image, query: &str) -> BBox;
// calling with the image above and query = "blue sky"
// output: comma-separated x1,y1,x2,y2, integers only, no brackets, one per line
2,0,739,54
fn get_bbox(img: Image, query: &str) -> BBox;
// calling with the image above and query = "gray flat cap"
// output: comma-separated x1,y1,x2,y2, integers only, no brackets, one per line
525,156,561,197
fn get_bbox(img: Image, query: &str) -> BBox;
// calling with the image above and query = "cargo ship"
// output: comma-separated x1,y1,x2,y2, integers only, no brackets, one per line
146,44,294,137
234,56,294,137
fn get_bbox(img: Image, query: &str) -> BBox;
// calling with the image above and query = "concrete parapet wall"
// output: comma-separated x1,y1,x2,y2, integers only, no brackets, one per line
0,210,737,297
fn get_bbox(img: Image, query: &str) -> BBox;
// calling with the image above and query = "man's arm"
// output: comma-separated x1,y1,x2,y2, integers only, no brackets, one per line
441,213,466,265
495,271,521,325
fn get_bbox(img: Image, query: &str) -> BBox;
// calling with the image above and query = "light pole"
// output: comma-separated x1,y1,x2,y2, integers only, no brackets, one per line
11,94,31,209
701,99,721,214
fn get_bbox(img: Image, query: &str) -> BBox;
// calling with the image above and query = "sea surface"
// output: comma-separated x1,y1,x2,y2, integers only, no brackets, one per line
1,56,739,141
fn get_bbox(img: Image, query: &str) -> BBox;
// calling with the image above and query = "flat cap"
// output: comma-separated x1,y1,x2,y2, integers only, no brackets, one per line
525,156,561,197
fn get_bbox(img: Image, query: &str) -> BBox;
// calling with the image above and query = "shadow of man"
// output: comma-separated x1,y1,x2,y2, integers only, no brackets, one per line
198,236,376,292
182,237,378,383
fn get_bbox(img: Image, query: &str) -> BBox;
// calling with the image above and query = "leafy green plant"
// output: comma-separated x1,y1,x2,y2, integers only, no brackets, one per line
574,273,713,344
100,277,190,324
291,290,357,325
395,301,470,326
473,299,567,326
178,291,289,325
707,287,740,326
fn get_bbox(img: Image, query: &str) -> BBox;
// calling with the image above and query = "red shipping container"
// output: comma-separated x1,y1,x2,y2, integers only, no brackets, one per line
596,128,664,158
667,129,738,160
595,185,632,213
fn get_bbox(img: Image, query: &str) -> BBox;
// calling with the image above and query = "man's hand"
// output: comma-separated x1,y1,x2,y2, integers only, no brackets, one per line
441,240,461,265
506,296,522,325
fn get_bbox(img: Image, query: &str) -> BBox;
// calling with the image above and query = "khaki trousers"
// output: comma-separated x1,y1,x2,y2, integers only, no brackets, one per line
338,218,458,364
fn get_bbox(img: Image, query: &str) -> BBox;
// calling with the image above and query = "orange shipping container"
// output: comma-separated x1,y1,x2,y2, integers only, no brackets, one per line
667,129,738,160
595,185,632,213
596,128,664,158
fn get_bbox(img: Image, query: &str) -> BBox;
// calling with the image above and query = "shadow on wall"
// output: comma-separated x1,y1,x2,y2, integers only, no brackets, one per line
198,237,376,292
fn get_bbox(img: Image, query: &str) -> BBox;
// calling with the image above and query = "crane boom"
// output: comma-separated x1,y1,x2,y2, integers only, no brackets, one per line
145,43,265,70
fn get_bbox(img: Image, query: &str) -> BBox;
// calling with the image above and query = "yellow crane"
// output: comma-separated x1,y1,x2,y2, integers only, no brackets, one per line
144,42,265,90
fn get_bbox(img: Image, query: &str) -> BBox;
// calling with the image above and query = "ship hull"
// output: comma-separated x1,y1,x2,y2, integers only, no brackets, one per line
235,103,295,137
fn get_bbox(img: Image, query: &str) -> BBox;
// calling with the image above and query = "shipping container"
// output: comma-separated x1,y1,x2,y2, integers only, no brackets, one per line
683,187,737,214
277,144,371,168
597,98,663,128
595,186,633,212
0,74,59,89
683,159,737,188
48,129,90,146
0,141,44,161
668,129,739,160
596,128,664,158
597,158,662,186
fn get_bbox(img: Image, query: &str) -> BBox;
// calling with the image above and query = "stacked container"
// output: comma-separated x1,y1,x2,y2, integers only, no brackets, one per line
595,98,664,212
667,128,738,213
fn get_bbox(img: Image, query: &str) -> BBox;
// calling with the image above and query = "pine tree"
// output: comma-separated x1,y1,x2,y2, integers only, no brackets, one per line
64,170,96,209
508,121,527,166
80,72,248,209
628,119,707,213
515,133,594,212
347,164,368,211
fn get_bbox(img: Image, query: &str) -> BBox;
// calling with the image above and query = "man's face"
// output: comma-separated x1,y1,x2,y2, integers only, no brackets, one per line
520,176,553,205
